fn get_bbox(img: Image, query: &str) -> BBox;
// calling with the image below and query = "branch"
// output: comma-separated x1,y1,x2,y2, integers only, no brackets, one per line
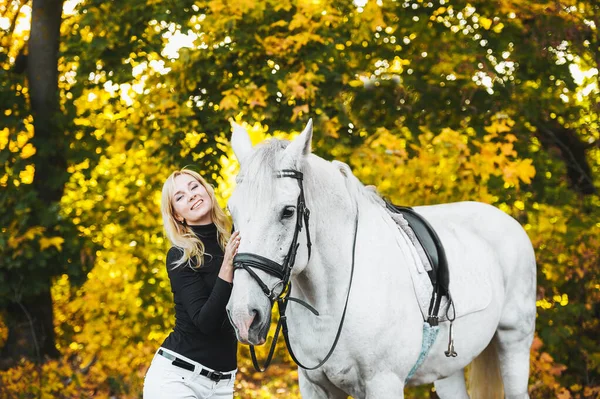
6,0,29,39
536,123,597,195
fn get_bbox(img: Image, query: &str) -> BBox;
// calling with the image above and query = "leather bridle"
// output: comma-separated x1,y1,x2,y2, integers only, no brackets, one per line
233,169,359,371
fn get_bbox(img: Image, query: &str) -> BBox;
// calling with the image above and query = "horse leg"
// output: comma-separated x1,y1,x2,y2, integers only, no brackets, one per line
364,372,404,399
495,258,536,399
433,369,469,399
495,327,534,399
298,370,348,399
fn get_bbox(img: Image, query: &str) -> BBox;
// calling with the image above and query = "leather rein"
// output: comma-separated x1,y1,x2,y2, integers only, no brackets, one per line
233,169,359,371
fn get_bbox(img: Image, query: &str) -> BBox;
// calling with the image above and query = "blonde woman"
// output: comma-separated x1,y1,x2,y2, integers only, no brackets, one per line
144,169,241,399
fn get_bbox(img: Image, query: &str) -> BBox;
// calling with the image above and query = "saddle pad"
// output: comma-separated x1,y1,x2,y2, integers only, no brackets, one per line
387,210,492,322
387,204,449,296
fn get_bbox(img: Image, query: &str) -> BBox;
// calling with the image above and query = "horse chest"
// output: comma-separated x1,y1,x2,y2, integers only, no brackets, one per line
310,361,366,397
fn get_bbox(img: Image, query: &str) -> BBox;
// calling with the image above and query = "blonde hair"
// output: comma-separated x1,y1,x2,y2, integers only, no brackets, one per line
161,168,232,269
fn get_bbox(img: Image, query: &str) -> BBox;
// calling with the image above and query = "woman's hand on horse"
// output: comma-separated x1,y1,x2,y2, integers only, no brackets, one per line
220,231,240,283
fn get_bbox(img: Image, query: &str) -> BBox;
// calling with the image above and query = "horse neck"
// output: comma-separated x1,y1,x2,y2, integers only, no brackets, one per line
285,162,421,367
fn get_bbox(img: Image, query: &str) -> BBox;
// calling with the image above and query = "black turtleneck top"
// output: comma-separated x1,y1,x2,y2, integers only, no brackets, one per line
161,223,237,371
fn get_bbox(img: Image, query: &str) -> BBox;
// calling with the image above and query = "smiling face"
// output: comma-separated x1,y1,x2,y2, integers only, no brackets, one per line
171,173,213,225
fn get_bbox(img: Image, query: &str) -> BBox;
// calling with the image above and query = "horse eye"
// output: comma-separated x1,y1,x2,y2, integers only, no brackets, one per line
281,206,295,219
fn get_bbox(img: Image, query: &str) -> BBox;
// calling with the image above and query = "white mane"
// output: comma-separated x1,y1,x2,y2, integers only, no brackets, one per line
330,160,388,211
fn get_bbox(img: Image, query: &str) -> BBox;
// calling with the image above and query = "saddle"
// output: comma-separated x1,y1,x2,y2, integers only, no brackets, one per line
386,203,451,325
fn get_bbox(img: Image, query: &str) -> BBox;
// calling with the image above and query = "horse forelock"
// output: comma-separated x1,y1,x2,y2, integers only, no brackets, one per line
235,138,290,208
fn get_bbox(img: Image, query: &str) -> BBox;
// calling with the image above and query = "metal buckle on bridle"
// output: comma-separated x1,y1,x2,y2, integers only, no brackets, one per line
267,280,285,303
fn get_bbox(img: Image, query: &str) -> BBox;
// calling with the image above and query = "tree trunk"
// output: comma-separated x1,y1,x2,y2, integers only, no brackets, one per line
0,0,68,368
0,288,60,370
29,0,67,203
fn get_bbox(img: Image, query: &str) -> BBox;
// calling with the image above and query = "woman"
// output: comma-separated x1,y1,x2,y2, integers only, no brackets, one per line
144,169,241,399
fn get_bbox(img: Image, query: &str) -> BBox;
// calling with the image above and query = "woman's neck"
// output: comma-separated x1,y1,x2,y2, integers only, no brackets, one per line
190,222,217,238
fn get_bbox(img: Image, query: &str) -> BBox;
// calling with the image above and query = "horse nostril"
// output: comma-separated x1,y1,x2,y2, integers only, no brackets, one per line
250,309,261,327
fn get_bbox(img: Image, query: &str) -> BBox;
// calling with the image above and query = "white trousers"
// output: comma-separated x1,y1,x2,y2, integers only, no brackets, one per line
143,347,236,399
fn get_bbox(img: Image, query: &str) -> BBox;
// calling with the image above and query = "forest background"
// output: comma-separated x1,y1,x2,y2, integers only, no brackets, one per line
0,0,599,397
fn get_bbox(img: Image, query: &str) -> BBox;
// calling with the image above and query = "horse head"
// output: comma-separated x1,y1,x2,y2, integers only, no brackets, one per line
226,120,315,345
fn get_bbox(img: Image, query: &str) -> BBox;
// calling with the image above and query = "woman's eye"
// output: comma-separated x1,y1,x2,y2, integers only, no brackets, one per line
191,184,199,190
282,206,295,219
176,196,183,202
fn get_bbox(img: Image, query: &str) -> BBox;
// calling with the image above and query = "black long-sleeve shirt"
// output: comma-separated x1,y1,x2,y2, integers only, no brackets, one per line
161,223,237,371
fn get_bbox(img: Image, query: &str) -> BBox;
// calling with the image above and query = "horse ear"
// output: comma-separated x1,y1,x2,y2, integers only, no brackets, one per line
230,121,253,166
283,119,313,163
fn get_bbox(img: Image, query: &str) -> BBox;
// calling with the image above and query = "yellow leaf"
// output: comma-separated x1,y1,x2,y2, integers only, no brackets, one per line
292,104,309,122
7,227,45,249
0,128,8,150
495,121,512,133
19,164,35,184
556,388,572,399
289,12,309,31
21,143,36,159
480,17,492,30
246,85,268,108
500,143,515,156
287,78,307,99
219,92,240,111
40,237,65,251
570,384,582,392
517,159,536,184
25,227,45,240
323,116,340,138
16,132,28,148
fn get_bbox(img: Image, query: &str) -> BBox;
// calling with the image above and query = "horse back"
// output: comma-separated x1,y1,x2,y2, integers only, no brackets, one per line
413,201,536,315
414,201,535,272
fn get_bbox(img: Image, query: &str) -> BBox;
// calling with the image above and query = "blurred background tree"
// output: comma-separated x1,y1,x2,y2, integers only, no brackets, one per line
0,0,598,397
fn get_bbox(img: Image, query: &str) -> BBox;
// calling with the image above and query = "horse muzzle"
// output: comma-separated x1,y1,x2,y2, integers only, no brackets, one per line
227,307,271,345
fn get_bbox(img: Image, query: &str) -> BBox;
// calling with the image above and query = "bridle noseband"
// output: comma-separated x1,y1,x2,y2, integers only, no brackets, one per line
233,169,359,372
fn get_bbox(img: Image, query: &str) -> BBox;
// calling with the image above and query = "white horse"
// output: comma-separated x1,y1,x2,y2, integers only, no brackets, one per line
226,120,536,399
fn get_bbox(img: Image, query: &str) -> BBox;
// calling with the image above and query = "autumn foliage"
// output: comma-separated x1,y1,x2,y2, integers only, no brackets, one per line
1,0,599,398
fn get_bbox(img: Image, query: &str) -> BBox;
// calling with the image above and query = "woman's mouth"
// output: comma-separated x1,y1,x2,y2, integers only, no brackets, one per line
191,199,203,210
